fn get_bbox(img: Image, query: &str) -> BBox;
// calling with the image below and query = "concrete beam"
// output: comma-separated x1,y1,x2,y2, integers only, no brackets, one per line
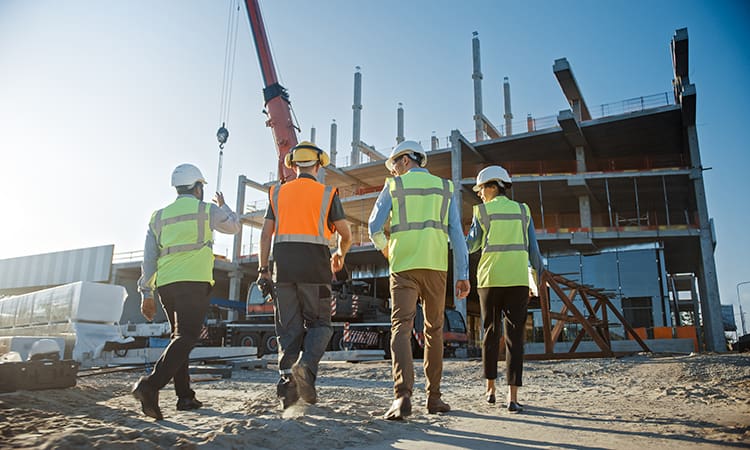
479,113,502,139
680,83,696,127
357,141,387,160
671,28,689,81
553,58,592,121
557,109,588,148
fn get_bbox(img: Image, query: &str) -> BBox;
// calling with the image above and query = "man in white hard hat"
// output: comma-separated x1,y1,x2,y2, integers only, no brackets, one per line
466,165,544,413
368,140,470,420
258,141,352,409
133,163,241,421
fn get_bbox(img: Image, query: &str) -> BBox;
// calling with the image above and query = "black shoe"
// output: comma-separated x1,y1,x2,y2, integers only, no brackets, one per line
132,377,163,420
277,377,299,410
176,397,203,411
384,396,412,420
486,393,496,404
292,363,317,404
507,401,523,413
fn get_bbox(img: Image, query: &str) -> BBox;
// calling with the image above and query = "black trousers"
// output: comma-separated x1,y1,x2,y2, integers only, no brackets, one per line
145,281,211,399
478,286,528,386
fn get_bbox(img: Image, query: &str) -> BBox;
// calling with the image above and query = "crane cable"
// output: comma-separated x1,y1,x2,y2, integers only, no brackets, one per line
216,0,241,192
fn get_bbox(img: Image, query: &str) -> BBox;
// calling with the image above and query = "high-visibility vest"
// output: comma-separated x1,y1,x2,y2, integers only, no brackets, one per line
387,170,453,273
150,196,214,287
270,177,336,245
474,196,531,288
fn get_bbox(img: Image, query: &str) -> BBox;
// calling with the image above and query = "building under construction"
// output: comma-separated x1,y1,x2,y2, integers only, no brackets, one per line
0,28,726,353
234,27,723,352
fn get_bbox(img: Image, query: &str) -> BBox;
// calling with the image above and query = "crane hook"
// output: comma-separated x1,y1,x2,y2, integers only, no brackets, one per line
217,123,229,150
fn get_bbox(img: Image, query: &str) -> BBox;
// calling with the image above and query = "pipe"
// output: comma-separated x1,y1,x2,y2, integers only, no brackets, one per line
503,77,513,135
351,66,363,166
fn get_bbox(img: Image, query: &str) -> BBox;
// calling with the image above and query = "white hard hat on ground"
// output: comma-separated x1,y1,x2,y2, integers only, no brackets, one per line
171,164,207,187
473,165,512,192
28,339,62,361
385,140,427,172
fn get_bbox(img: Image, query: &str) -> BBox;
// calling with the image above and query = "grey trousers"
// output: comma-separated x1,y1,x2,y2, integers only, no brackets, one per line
274,282,333,380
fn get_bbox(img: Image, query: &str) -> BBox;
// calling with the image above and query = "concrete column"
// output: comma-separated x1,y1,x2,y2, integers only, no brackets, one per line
575,147,591,228
350,66,363,166
686,124,725,352
472,32,484,142
503,77,513,135
228,175,247,321
578,196,592,228
310,127,316,144
396,102,404,144
431,133,439,150
329,120,337,166
449,130,466,323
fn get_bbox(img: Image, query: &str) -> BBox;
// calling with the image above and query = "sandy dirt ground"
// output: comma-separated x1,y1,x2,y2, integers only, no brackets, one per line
1,352,748,449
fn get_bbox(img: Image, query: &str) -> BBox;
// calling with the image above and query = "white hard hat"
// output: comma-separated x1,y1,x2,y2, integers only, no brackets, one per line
28,339,62,361
473,165,512,192
385,140,427,172
171,163,207,187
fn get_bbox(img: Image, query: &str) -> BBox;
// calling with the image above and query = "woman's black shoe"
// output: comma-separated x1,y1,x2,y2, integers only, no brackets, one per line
486,393,496,404
507,401,523,413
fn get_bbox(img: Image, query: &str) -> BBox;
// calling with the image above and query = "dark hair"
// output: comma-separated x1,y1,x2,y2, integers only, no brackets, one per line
485,181,506,195
407,152,423,166
176,182,201,195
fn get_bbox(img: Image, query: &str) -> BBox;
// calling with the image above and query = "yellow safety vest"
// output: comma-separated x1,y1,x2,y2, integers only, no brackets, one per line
150,196,214,287
387,171,453,273
474,196,530,288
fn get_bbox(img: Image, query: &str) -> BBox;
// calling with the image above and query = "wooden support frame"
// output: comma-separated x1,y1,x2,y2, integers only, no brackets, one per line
536,271,650,359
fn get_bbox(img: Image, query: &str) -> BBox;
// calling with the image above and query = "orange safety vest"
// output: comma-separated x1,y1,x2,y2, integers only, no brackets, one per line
269,177,336,245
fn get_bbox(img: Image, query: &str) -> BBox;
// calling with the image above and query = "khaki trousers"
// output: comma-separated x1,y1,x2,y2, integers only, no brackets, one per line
390,269,447,399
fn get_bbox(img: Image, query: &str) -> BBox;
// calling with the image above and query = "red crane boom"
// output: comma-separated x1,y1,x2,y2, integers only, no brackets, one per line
244,0,297,182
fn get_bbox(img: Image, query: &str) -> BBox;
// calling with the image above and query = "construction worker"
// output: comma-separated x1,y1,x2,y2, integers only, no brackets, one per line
368,140,470,420
133,163,241,420
258,141,352,410
466,165,544,413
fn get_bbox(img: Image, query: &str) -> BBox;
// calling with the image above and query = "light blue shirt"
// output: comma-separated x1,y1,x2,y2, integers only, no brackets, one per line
465,199,545,277
368,168,470,280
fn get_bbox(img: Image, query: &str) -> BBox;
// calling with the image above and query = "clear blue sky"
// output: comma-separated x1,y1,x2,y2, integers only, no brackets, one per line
1,1,748,318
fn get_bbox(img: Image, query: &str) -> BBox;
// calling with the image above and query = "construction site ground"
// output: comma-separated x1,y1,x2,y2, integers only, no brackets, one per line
0,353,748,449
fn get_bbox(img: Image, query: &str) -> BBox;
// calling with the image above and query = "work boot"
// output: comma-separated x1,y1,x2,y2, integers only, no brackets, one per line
176,396,203,411
292,363,317,404
426,396,451,414
383,396,412,421
132,376,163,420
277,377,299,410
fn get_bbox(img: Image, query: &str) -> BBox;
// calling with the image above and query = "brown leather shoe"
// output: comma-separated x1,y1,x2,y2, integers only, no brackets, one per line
426,396,451,414
277,377,299,410
176,396,203,411
292,363,317,404
384,396,412,420
132,377,163,420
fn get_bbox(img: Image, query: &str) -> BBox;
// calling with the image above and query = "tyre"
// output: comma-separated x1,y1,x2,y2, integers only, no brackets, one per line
263,333,279,355
238,332,261,355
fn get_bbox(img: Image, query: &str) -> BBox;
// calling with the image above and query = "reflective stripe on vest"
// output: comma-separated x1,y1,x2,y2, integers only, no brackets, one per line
474,197,530,288
152,201,213,256
390,176,451,234
270,180,334,246
387,171,453,273
150,197,214,287
476,204,528,253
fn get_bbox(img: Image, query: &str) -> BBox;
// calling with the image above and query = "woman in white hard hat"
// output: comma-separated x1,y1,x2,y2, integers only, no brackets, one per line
466,165,544,413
